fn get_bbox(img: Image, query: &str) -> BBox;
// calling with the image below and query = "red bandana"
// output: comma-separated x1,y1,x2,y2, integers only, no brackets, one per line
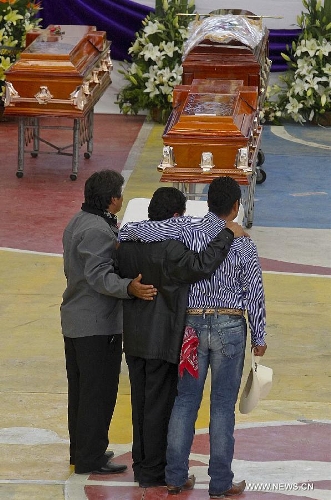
179,326,199,379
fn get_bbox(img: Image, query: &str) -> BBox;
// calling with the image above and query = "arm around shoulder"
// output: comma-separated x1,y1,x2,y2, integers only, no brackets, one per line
169,228,234,284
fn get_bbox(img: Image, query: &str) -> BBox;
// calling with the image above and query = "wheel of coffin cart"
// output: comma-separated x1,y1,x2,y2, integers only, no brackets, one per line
257,150,265,166
256,149,266,184
256,168,266,184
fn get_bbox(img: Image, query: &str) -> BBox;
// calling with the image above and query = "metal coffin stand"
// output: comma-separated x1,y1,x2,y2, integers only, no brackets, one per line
17,110,94,181
160,167,257,230
4,25,112,180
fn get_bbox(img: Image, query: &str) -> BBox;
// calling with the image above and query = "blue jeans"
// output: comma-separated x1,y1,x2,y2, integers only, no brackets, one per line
165,313,247,494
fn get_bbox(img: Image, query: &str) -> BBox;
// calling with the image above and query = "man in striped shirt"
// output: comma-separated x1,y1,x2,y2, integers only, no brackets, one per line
119,176,267,498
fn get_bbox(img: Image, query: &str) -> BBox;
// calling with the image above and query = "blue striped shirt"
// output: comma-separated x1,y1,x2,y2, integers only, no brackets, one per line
119,212,266,346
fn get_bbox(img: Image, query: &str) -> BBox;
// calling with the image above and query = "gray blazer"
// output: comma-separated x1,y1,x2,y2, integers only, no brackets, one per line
61,211,132,338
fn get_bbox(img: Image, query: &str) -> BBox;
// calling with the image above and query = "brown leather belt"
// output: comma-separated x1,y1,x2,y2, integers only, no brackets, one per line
186,308,244,316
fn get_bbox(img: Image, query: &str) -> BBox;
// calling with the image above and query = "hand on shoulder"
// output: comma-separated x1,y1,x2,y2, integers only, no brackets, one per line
225,221,250,239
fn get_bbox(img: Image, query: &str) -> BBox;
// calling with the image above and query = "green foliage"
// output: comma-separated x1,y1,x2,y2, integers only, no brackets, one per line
116,0,195,123
0,0,42,82
297,0,331,38
262,0,331,124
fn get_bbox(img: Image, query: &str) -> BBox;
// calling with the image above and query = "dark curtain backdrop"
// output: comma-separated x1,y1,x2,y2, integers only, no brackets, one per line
40,0,154,60
39,1,300,70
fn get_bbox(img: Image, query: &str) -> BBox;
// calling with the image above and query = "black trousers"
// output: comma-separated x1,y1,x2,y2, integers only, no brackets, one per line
125,355,178,485
64,334,122,473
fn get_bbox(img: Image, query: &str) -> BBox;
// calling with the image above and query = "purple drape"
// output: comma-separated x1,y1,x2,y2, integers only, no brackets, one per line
40,0,154,60
39,1,301,70
268,29,302,72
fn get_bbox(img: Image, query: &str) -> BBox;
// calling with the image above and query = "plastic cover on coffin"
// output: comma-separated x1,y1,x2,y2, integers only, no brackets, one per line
182,14,266,60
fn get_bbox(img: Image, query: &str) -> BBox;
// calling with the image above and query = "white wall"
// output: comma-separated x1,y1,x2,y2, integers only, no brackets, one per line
133,0,304,29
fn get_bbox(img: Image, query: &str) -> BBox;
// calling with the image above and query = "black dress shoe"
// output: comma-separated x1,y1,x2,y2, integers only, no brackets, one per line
76,461,127,475
209,480,246,498
70,450,114,466
92,462,127,475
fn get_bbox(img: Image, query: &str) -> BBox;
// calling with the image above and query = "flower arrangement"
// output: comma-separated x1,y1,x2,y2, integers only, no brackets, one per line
116,0,195,124
0,0,42,85
261,0,331,125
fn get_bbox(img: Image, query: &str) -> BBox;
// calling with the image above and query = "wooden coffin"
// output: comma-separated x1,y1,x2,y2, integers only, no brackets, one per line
160,79,261,176
182,14,271,106
4,25,112,117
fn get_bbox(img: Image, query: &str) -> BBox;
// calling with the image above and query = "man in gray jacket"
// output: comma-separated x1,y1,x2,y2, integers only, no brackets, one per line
61,170,157,475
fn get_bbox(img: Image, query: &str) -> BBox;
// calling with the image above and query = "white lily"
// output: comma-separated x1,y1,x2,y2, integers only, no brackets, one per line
304,74,328,91
285,96,304,114
141,43,162,62
144,79,160,98
143,64,160,79
157,66,173,82
160,41,179,58
317,39,331,57
304,38,320,57
159,83,173,95
143,20,162,36
290,78,306,96
295,39,308,56
296,56,316,74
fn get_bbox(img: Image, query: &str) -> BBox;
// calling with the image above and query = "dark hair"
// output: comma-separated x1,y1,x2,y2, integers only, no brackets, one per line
207,176,241,217
84,170,124,211
148,187,186,221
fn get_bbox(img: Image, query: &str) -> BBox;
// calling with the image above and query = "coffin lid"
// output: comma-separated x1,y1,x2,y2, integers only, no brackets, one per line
5,25,110,77
167,79,258,137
